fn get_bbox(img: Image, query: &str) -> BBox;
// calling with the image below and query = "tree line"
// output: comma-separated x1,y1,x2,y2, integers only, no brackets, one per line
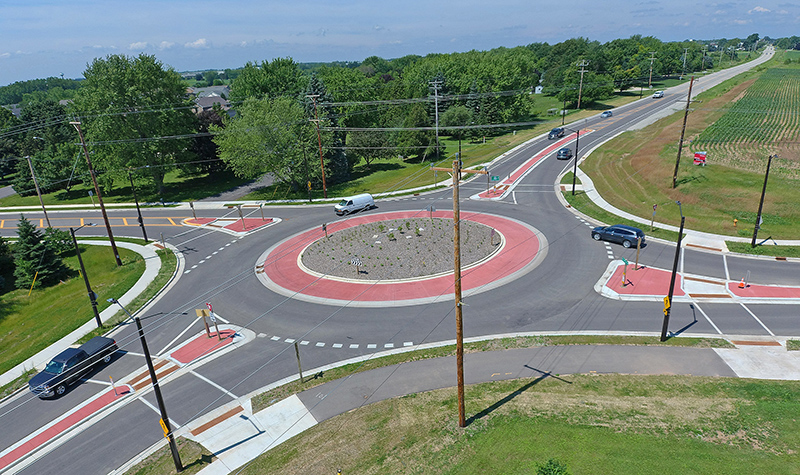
0,33,774,198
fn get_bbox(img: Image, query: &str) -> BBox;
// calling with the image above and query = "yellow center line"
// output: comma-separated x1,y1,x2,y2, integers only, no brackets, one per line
123,218,129,226
167,218,177,226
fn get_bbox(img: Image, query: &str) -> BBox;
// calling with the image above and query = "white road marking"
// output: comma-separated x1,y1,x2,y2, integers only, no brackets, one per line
740,303,776,336
190,370,238,399
691,302,723,335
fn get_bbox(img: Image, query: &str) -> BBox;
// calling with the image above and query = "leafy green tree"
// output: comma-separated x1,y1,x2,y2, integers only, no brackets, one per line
441,105,472,141
13,215,69,289
0,234,10,290
536,459,570,475
71,54,198,195
395,103,435,160
346,131,392,169
188,107,227,174
229,57,307,102
213,96,319,189
11,157,35,197
303,73,349,183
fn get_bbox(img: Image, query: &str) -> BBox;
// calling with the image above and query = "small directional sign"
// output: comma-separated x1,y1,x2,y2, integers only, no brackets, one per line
490,175,501,181
351,257,363,267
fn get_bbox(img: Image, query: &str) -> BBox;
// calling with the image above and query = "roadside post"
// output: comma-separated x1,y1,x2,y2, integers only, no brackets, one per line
88,190,95,208
351,257,362,277
207,302,221,340
236,205,246,230
259,203,265,221
622,257,628,286
196,309,211,338
650,204,657,231
635,237,642,270
190,201,196,219
322,223,328,238
110,376,118,396
295,341,304,383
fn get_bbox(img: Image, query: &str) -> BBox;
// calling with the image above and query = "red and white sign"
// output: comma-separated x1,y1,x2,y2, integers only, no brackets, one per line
693,151,707,165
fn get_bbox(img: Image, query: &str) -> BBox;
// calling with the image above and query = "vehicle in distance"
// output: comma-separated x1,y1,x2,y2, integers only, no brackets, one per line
28,336,118,398
556,147,573,160
652,90,664,98
548,127,565,139
600,110,613,118
334,193,374,215
591,224,645,248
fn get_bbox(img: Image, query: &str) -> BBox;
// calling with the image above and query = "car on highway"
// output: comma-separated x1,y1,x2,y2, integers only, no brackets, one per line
652,90,664,98
600,110,613,118
548,127,565,139
28,336,118,398
556,147,573,160
591,224,645,248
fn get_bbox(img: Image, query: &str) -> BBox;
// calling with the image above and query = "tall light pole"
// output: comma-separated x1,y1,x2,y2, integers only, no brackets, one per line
127,168,149,242
661,201,685,341
108,298,183,472
751,154,775,248
71,121,123,267
70,223,101,327
562,124,584,195
24,155,52,228
672,76,695,188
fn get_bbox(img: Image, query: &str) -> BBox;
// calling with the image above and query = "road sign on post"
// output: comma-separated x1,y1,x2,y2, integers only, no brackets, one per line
663,296,671,316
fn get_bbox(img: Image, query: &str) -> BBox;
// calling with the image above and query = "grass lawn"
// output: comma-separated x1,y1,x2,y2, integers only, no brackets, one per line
238,374,800,474
0,246,144,376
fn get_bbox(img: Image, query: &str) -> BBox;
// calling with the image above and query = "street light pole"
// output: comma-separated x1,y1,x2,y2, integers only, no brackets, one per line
70,224,101,327
108,298,183,472
572,128,580,196
128,169,149,242
661,201,685,341
751,154,775,248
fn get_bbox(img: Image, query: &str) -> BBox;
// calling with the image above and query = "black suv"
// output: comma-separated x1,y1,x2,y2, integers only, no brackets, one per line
548,127,565,140
591,224,646,248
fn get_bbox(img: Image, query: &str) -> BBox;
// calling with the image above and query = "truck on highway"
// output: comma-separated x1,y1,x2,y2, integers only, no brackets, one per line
28,336,118,398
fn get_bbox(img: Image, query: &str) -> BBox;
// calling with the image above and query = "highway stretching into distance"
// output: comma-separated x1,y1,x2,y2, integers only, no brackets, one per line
3,47,798,474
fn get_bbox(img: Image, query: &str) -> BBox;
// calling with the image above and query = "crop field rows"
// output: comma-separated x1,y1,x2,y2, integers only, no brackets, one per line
693,68,800,179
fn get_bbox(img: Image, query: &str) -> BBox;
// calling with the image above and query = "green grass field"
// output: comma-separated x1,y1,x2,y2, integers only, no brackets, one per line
0,246,144,375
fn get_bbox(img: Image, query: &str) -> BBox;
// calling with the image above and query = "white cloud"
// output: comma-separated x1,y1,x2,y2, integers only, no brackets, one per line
159,41,175,50
0,53,10,59
733,18,751,24
185,38,209,49
748,6,770,13
129,41,149,50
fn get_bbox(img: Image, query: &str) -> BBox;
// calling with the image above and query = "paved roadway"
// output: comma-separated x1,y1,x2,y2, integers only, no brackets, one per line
3,47,796,474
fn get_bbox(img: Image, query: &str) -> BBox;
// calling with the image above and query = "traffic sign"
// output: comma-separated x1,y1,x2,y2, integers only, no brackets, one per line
490,175,501,181
159,418,169,437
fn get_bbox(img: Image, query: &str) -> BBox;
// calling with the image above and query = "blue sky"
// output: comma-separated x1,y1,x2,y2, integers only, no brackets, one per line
1,0,797,86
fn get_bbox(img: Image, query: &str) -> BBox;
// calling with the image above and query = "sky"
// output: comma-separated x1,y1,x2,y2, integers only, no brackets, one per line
0,0,798,87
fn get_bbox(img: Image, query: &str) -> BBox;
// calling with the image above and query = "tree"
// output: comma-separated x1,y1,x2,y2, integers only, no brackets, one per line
188,107,227,174
346,131,392,169
71,54,198,195
229,57,307,102
13,215,69,289
441,105,472,141
303,73,349,183
213,96,320,190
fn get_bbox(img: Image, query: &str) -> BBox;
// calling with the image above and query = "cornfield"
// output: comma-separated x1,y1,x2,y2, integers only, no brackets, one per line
692,68,800,179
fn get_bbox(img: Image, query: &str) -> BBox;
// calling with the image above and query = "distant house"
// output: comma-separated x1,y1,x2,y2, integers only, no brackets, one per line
188,85,231,114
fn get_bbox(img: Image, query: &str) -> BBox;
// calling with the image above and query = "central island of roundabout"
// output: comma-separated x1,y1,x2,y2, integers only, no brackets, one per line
256,210,547,307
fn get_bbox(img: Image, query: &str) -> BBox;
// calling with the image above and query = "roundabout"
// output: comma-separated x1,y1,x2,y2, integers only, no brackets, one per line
257,210,547,307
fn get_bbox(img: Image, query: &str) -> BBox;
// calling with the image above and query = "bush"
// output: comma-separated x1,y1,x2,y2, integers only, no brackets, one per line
537,459,570,475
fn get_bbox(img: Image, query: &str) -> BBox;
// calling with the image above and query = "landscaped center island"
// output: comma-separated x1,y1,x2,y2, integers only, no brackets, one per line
300,217,501,280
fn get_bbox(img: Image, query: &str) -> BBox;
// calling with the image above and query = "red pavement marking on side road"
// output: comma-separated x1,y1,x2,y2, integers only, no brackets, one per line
263,211,540,302
607,264,685,296
477,133,584,199
171,329,236,365
185,218,215,226
0,386,132,470
728,282,800,299
223,218,273,233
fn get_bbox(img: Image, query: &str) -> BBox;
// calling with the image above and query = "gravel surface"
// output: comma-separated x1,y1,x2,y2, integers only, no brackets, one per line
301,217,501,280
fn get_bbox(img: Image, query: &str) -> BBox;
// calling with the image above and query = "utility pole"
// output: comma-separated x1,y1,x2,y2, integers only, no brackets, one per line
751,154,775,248
70,225,101,327
672,76,695,188
25,156,51,228
681,48,689,79
576,60,589,109
431,149,487,428
307,95,328,199
71,121,123,267
648,52,656,88
429,78,443,158
701,46,708,71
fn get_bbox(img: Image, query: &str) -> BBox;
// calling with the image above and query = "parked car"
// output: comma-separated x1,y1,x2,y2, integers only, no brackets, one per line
548,127,565,140
334,193,375,215
600,110,613,118
652,90,664,98
28,336,118,398
556,147,573,160
591,224,646,248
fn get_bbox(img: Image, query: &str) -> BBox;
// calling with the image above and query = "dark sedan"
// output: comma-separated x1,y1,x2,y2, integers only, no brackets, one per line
591,224,645,248
556,147,573,160
548,127,565,139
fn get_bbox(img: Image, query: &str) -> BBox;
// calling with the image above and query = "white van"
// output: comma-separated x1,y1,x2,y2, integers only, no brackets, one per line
334,193,374,215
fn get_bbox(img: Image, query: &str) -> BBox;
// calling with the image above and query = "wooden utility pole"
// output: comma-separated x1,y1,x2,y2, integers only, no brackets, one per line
576,60,589,109
672,76,695,188
25,156,51,228
71,121,123,267
307,95,328,199
431,148,487,428
648,52,656,88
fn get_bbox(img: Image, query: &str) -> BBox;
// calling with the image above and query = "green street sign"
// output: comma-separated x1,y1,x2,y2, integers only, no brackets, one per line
490,175,500,181
622,258,628,265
